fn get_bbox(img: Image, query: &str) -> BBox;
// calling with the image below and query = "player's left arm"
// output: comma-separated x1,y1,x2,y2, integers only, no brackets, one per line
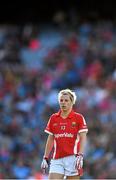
75,131,87,173
75,114,88,174
78,114,88,154
78,131,87,154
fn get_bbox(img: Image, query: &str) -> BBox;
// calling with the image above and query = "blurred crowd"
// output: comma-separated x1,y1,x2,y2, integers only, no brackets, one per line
0,19,116,179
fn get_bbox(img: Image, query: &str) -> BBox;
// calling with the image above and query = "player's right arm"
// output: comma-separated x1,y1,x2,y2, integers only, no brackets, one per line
41,115,54,172
41,134,54,172
44,134,54,158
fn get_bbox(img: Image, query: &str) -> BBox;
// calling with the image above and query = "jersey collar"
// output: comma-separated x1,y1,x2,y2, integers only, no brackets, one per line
56,110,75,119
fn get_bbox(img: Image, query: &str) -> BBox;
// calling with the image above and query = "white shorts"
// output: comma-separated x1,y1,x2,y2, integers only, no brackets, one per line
49,155,79,176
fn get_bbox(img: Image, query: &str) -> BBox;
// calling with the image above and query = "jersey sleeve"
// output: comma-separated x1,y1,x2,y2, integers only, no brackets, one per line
44,115,54,135
78,114,88,133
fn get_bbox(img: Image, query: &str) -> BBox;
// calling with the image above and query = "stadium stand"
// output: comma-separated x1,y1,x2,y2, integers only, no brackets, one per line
0,9,116,179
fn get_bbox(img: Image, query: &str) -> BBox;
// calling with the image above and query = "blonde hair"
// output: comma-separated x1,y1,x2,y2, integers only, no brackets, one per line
58,89,77,104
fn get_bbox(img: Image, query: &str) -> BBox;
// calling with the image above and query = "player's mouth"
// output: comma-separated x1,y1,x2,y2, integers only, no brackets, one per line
61,106,66,109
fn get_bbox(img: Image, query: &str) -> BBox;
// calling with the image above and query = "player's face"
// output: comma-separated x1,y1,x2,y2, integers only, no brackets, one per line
59,94,73,112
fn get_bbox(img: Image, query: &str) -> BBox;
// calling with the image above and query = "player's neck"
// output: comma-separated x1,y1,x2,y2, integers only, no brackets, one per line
61,109,72,119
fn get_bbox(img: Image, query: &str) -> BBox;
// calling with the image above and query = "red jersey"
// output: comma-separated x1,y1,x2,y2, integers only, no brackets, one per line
45,110,88,159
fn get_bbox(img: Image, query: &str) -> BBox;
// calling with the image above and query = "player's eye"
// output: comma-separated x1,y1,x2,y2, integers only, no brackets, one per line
65,99,68,102
60,99,63,102
60,99,69,102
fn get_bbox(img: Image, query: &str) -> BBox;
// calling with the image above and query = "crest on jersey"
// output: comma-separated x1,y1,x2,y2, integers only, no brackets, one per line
72,122,77,127
53,123,58,126
61,125,65,130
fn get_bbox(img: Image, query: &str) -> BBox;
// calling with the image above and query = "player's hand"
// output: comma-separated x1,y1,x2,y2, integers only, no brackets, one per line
75,153,83,170
41,157,49,173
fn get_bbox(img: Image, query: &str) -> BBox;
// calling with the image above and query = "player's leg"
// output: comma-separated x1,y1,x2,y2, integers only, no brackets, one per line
63,155,80,179
49,173,64,179
66,175,80,179
49,158,64,179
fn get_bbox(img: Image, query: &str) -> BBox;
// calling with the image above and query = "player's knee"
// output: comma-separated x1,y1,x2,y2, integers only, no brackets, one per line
67,175,80,179
49,173,64,179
